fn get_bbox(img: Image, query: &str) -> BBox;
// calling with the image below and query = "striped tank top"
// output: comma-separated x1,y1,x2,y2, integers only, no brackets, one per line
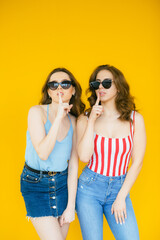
87,111,135,176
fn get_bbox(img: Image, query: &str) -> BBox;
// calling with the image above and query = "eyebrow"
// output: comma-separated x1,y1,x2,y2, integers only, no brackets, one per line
49,79,71,82
96,78,112,81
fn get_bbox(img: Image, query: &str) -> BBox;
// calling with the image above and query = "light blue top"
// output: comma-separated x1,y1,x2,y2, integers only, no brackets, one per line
25,104,73,171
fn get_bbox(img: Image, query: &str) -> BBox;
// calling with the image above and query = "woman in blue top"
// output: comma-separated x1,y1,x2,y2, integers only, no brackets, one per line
20,68,85,240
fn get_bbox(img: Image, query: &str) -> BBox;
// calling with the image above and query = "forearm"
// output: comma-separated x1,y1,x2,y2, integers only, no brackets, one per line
78,119,95,162
67,159,78,209
117,161,143,200
37,116,62,160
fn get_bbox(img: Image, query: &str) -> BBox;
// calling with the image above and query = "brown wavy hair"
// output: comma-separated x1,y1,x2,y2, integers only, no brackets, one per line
39,68,85,117
85,64,136,122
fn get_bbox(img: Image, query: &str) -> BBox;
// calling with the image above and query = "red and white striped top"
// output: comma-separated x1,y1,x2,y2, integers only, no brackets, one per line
87,111,135,176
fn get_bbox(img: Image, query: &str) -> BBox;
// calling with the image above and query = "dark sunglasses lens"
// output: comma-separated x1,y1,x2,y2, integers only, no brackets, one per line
102,79,112,89
90,81,100,90
61,81,72,89
47,82,58,90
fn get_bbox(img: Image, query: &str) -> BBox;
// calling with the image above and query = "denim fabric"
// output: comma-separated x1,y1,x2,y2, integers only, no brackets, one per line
20,165,68,218
76,167,139,240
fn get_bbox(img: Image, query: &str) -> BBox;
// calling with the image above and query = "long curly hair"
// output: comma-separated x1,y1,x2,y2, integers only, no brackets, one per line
39,68,85,117
85,64,136,122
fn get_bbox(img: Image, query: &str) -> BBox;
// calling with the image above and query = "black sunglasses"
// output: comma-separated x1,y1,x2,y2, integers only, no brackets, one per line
47,80,73,90
90,79,113,90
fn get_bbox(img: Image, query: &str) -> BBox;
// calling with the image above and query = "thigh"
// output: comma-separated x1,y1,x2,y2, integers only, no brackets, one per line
103,195,139,240
30,216,64,240
58,218,70,240
76,185,103,240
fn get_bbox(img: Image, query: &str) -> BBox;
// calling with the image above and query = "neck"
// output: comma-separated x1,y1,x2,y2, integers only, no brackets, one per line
49,101,59,116
101,99,119,117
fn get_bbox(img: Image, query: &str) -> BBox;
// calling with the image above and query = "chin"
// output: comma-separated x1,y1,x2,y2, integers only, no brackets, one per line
100,97,112,103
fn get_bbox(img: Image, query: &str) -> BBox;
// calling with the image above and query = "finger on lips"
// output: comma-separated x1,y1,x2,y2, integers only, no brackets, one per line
95,93,100,106
58,92,63,104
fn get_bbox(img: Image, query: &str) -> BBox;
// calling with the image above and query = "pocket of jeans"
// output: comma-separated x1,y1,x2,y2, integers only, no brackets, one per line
79,172,93,185
111,179,123,192
21,169,41,183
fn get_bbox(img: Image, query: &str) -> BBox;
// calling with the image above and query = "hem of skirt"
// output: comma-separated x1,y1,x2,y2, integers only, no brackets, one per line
26,214,62,221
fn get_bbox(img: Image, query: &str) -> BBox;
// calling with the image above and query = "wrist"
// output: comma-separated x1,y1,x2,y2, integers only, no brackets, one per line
66,203,75,210
117,191,126,200
88,117,96,125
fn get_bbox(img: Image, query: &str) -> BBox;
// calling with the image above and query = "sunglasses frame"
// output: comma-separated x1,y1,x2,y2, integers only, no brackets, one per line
90,78,113,90
47,80,73,90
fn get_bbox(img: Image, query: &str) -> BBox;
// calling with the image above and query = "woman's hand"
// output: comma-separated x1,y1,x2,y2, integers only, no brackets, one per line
111,195,127,224
59,206,75,227
56,93,73,119
89,93,104,122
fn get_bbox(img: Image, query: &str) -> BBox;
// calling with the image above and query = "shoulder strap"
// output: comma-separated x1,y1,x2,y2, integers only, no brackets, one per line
67,113,72,124
130,110,135,138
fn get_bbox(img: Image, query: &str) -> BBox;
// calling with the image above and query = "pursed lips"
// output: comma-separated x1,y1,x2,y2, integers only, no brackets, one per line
99,91,106,96
57,92,64,96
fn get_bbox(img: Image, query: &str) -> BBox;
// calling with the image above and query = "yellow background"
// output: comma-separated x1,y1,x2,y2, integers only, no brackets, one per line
0,0,160,239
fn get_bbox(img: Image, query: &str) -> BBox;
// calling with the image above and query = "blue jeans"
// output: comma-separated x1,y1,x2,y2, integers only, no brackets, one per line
76,167,139,240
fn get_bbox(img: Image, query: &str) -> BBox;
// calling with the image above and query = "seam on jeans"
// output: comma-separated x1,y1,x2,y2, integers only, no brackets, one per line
55,178,58,217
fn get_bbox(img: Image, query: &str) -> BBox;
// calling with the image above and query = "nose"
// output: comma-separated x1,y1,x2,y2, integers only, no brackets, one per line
57,83,62,90
99,82,103,89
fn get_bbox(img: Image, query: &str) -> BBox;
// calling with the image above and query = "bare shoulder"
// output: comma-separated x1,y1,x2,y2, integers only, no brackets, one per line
77,114,88,127
135,111,145,125
28,105,45,121
77,113,88,122
134,112,146,133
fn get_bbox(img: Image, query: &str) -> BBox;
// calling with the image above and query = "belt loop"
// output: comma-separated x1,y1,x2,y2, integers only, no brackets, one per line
40,170,43,179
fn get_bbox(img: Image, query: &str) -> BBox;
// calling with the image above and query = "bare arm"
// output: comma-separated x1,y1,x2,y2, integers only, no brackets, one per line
77,94,103,162
67,117,78,210
28,106,62,160
59,116,79,226
28,94,73,160
117,112,146,199
111,112,146,224
77,115,95,162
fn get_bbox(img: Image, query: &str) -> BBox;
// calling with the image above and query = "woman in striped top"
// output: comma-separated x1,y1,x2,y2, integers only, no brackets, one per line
76,65,146,240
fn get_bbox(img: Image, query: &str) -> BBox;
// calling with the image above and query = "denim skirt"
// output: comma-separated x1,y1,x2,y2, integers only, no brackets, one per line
20,164,68,218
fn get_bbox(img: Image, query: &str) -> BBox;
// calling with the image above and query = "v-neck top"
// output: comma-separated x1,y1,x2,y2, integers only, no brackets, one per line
87,111,135,176
25,104,73,171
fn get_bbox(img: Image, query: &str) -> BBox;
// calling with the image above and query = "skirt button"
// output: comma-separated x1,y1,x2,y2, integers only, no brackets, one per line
52,206,56,209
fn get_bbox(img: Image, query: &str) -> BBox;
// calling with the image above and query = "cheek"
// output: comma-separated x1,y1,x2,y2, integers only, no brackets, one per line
49,90,58,98
111,88,118,96
63,90,73,100
109,84,118,96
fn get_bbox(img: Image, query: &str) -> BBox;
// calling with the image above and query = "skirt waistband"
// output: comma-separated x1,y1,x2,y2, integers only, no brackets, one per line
24,163,67,176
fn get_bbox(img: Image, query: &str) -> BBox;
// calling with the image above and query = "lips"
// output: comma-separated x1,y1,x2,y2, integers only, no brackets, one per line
99,92,106,96
57,92,64,96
